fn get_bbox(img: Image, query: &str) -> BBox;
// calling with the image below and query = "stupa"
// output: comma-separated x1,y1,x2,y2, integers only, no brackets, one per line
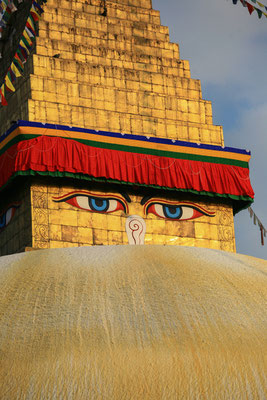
0,0,254,255
0,2,266,399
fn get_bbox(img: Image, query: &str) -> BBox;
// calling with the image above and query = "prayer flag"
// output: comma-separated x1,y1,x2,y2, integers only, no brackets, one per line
15,49,26,64
8,1,17,12
22,29,33,46
5,74,15,92
11,62,22,78
27,14,36,30
25,26,34,38
13,56,24,72
246,2,255,13
18,45,28,59
26,17,36,35
0,84,7,106
19,39,30,54
255,7,263,17
33,1,44,15
8,67,16,82
30,4,40,21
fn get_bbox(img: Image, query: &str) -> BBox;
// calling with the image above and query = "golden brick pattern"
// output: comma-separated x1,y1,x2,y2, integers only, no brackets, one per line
0,0,223,146
0,0,236,254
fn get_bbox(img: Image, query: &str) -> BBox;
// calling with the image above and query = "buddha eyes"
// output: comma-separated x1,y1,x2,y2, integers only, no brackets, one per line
53,192,128,214
145,201,215,221
53,192,214,221
0,204,20,232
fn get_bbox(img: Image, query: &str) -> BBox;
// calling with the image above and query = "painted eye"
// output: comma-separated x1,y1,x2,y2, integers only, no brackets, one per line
53,192,128,214
0,205,19,231
67,196,124,213
146,202,215,221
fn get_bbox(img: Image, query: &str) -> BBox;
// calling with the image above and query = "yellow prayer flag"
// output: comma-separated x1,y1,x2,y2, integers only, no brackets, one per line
23,29,33,46
1,84,5,96
1,2,7,12
5,75,15,92
27,16,35,31
19,39,30,55
11,62,22,78
257,2,264,7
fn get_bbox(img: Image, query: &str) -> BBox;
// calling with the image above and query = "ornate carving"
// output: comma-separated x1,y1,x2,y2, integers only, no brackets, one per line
32,192,47,209
33,224,49,241
34,241,49,249
219,210,231,226
33,208,48,225
219,226,233,242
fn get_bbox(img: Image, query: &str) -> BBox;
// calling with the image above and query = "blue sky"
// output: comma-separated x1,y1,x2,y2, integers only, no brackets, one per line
153,0,267,259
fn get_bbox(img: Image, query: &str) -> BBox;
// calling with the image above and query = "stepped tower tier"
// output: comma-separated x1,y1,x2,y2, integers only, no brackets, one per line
0,0,254,255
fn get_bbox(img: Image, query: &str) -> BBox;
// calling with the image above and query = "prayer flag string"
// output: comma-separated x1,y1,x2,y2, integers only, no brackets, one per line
0,0,46,106
230,0,267,19
248,207,266,246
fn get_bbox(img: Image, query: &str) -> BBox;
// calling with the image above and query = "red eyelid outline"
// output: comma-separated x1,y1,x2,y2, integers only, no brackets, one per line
144,199,215,217
52,191,129,213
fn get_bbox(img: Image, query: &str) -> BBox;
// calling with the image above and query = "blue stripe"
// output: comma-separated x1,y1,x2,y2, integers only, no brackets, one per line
0,120,251,156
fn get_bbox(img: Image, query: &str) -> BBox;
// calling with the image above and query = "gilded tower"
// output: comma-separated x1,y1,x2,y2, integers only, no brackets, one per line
0,0,254,255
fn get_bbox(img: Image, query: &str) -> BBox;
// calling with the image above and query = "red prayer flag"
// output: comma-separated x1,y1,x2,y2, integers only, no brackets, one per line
14,53,24,69
30,5,40,21
246,2,255,14
0,87,8,106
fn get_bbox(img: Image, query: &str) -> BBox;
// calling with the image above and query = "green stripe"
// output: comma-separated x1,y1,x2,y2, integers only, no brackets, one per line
1,170,253,215
0,134,249,168
75,138,249,168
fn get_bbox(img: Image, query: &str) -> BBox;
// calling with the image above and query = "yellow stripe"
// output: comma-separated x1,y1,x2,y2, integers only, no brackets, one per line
1,126,250,163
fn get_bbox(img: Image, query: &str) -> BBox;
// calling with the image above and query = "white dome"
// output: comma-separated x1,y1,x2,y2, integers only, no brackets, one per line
0,246,266,399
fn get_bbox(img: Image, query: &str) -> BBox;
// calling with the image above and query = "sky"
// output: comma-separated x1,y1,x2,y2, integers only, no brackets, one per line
153,0,267,260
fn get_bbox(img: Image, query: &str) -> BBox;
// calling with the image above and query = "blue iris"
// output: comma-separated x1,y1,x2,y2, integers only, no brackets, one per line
89,198,109,212
163,205,182,219
0,213,6,229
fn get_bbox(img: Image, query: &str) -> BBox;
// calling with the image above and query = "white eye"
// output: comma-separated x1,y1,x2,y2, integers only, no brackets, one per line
75,196,120,212
148,203,203,220
5,208,13,225
106,199,120,212
154,204,184,219
0,205,19,231
154,204,165,218
179,207,194,220
62,194,127,213
76,196,90,209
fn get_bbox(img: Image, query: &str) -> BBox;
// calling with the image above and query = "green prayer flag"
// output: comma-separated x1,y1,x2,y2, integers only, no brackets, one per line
13,58,24,73
255,7,263,17
21,36,31,51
